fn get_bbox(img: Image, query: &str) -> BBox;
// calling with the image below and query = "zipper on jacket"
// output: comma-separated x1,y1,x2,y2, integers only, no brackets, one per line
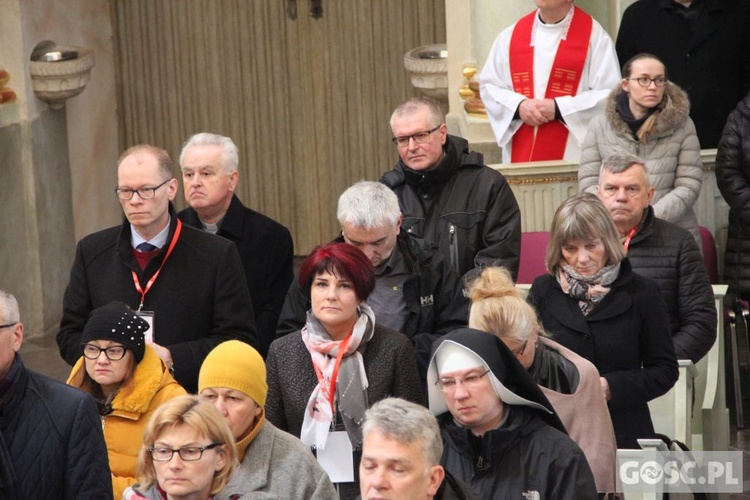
476,455,484,469
449,224,459,271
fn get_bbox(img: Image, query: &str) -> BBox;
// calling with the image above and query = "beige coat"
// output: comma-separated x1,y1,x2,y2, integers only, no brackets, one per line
540,338,619,494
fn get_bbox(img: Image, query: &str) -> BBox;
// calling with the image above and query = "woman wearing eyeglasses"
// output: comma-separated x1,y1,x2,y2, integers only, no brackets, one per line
467,266,618,495
67,301,186,499
123,395,246,500
578,52,703,246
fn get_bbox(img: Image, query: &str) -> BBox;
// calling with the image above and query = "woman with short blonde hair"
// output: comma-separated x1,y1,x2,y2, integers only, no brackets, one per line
123,395,243,499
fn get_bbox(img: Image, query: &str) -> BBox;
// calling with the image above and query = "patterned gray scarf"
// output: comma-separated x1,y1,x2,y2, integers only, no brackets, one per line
557,263,620,316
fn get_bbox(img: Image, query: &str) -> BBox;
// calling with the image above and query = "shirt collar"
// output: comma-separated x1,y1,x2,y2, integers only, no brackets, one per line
130,216,171,250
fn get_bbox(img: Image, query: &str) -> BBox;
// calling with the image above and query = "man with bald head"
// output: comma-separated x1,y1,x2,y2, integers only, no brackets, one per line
58,144,257,392
596,153,716,362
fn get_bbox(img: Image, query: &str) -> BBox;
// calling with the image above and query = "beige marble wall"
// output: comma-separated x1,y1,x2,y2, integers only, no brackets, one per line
18,0,121,241
0,0,118,343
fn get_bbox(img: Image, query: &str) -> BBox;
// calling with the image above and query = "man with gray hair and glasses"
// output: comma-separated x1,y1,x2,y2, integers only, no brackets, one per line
359,397,475,500
277,181,468,376
596,153,716,362
381,97,521,282
0,288,113,499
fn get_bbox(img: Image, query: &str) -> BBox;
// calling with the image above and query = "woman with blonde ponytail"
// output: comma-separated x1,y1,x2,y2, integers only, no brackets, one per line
578,53,703,247
468,266,619,496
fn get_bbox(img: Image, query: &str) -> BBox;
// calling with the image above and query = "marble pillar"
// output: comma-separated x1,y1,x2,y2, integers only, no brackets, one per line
0,0,119,344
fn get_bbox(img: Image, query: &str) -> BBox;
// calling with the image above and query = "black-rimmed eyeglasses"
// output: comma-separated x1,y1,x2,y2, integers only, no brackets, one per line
82,343,129,361
149,442,222,462
392,125,441,148
626,76,668,88
115,178,172,200
0,322,18,329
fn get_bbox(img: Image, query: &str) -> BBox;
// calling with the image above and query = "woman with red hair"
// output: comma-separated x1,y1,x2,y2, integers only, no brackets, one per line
265,243,423,499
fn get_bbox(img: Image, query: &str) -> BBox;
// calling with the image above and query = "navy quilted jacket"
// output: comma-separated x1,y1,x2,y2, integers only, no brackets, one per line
0,355,112,499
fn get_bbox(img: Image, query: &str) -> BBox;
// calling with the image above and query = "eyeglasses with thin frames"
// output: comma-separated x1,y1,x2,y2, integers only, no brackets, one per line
0,322,18,329
149,442,222,462
392,125,442,148
115,178,172,200
510,339,528,357
626,76,668,88
436,369,490,392
81,343,129,361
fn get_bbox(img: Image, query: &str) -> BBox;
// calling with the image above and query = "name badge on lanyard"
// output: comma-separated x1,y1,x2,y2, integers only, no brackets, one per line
316,430,354,483
136,310,155,343
130,220,183,345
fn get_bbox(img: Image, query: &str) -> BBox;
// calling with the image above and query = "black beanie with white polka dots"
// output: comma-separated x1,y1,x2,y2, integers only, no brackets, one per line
81,301,147,362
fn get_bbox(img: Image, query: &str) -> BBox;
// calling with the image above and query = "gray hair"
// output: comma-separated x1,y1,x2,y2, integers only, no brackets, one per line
0,289,20,324
599,153,650,187
390,97,444,131
179,133,239,174
337,181,401,230
546,193,626,273
362,398,443,468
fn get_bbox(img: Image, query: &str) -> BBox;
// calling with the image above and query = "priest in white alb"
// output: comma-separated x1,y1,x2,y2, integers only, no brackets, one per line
479,0,620,164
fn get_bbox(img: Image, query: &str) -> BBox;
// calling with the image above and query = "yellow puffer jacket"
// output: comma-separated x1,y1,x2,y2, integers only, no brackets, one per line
67,345,186,499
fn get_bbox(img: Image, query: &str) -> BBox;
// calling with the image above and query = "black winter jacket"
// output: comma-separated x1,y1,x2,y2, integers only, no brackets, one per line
616,0,750,149
57,205,258,392
439,406,597,500
381,135,521,282
275,232,469,361
716,90,750,298
529,260,679,448
0,355,113,499
179,195,294,357
627,206,716,362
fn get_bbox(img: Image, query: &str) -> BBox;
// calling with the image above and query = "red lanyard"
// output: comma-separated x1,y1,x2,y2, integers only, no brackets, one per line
312,331,353,413
622,226,638,252
131,219,182,311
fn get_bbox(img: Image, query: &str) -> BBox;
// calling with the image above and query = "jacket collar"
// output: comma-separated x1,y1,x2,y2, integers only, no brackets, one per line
605,83,691,140
628,206,656,247
441,405,546,467
67,346,176,419
0,355,27,420
180,195,245,240
392,135,484,184
544,260,635,328
117,203,179,276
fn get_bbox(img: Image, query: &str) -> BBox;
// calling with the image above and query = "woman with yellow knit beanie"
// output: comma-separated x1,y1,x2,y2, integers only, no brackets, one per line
199,340,337,499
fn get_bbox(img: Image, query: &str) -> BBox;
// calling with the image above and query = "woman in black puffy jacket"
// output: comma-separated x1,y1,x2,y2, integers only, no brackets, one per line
716,91,750,299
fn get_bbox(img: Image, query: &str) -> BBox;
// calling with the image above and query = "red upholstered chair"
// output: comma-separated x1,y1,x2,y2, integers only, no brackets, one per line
517,232,550,285
699,226,719,284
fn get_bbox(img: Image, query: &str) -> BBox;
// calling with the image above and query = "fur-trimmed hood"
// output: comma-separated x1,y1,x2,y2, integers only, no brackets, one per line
604,82,691,140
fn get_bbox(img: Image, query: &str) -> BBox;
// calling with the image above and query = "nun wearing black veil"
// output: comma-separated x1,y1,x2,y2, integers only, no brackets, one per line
428,328,598,500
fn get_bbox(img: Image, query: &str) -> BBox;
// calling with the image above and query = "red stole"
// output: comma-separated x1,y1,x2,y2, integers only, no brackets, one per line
509,6,592,162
